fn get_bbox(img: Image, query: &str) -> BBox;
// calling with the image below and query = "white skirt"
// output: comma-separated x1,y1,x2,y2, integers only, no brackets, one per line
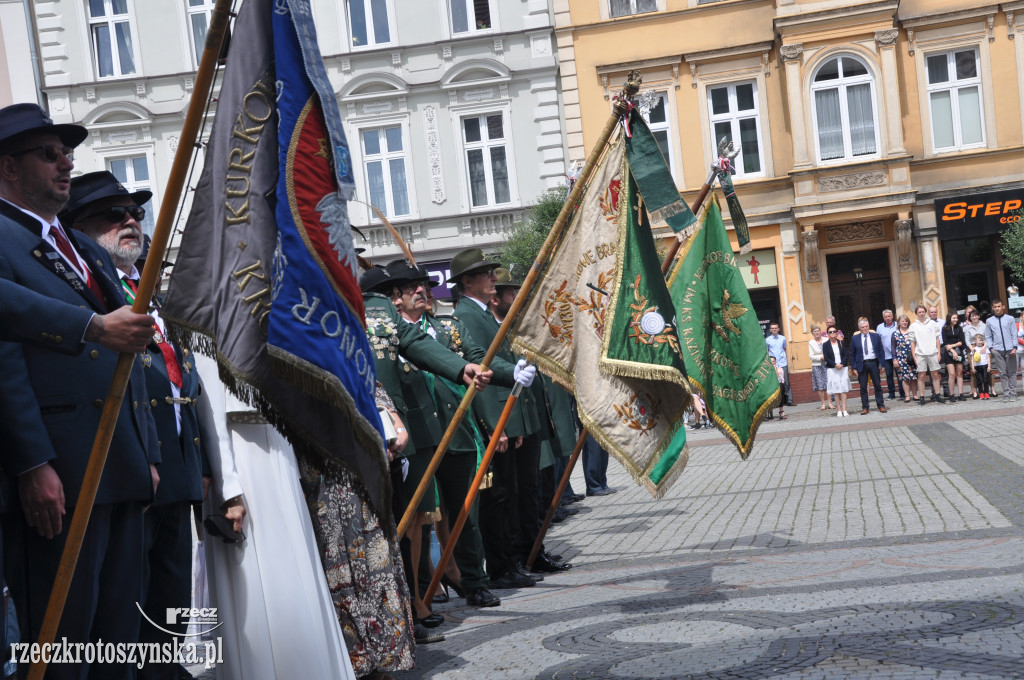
827,366,851,395
205,423,356,680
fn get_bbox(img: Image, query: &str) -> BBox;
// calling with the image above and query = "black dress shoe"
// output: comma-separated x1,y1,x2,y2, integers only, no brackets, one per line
516,563,542,581
466,587,501,607
432,587,449,604
545,552,563,562
414,623,445,644
491,569,536,589
417,612,444,628
531,554,572,573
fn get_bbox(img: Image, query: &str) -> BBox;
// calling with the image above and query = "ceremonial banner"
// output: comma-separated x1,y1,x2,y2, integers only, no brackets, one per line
624,109,698,238
669,197,779,458
162,0,390,521
511,127,691,498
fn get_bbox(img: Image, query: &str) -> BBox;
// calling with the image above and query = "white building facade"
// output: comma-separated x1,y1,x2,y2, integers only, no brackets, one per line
15,0,566,293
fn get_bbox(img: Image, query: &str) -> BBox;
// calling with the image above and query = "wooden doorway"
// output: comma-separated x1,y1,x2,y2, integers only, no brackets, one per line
827,249,894,334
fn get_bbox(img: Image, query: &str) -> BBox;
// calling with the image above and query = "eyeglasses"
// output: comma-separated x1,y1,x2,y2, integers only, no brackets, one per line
83,205,146,224
10,144,74,163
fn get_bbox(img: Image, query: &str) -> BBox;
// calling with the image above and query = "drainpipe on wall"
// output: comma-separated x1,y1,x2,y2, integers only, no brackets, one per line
22,0,44,107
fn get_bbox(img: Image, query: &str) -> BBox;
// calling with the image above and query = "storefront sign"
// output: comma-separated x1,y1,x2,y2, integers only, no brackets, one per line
935,187,1024,240
420,259,455,299
737,249,777,290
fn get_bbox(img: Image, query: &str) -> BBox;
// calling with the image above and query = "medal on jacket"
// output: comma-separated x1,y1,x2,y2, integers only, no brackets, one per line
154,329,164,344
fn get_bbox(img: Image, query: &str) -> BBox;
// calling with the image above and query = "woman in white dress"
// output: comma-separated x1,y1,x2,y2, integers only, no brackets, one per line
195,353,357,680
821,325,851,417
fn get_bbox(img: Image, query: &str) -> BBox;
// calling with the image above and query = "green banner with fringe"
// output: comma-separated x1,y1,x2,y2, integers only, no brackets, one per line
668,197,779,459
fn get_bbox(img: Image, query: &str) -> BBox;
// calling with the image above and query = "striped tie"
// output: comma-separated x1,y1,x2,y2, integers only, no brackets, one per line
121,278,137,305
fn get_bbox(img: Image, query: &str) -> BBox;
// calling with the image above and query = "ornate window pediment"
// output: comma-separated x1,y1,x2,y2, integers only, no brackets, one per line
340,73,409,101
441,59,510,89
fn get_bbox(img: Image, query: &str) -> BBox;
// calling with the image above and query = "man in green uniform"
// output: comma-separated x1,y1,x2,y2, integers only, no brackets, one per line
490,268,573,573
386,259,508,607
360,265,491,634
451,249,565,587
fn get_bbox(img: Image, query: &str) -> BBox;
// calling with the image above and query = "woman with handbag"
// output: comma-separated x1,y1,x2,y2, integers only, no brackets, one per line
892,314,920,403
822,325,851,417
941,311,967,401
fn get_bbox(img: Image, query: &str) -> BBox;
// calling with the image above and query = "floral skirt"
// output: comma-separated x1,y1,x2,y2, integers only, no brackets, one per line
298,456,415,675
811,364,828,392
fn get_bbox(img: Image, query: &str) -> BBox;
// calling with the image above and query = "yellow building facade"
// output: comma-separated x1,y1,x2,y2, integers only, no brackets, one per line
556,0,1024,396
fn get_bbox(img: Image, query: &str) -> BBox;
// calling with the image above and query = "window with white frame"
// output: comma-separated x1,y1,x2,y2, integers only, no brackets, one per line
451,0,491,33
811,56,878,162
639,92,674,175
707,81,764,177
107,156,155,236
88,0,138,78
348,0,391,48
185,0,216,66
926,48,984,150
609,0,657,18
361,126,410,219
462,113,512,208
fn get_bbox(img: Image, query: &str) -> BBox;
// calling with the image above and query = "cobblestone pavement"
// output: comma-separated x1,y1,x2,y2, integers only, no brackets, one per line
390,396,1024,679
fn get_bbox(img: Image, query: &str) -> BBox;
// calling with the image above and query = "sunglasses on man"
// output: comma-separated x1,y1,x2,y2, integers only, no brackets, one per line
83,205,147,224
10,143,74,163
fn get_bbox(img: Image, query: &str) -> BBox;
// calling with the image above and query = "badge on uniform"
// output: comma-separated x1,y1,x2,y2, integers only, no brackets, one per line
142,353,153,367
153,330,164,344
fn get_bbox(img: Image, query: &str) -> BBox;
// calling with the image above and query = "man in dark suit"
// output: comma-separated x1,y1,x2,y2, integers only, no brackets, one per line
0,280,153,353
850,316,888,415
0,103,160,679
64,171,209,680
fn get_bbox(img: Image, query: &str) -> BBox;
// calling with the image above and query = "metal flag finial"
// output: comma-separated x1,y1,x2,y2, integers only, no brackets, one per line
712,136,741,175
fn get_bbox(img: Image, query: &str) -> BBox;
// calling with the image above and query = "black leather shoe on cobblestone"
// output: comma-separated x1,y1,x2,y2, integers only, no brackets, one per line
531,554,572,573
466,587,501,607
516,563,542,581
491,569,536,589
414,623,445,644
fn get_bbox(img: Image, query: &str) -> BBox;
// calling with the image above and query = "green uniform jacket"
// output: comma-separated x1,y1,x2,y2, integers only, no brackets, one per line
428,313,515,454
453,296,540,438
545,377,580,458
364,293,468,453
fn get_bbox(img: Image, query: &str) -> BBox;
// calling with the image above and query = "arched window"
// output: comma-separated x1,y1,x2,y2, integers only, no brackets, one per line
811,56,877,162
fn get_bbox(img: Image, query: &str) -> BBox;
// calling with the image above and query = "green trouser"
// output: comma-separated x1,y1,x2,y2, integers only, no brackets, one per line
418,449,490,593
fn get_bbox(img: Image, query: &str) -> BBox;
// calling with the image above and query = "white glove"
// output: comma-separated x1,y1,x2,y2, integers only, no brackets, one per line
514,359,536,387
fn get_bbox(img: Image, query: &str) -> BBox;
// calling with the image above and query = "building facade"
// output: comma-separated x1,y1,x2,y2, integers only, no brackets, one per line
556,0,1024,395
14,0,565,296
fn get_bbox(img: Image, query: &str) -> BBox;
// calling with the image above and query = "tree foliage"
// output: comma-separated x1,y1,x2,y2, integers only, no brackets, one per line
491,186,568,281
999,208,1024,286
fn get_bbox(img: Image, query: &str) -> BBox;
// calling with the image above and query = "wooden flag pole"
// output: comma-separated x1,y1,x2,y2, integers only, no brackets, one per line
526,429,587,569
396,75,641,536
423,382,524,603
27,3,233,678
659,167,718,276
522,164,720,572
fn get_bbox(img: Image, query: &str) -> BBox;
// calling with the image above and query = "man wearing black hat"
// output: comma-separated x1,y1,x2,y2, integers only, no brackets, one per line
65,171,211,680
386,259,508,608
0,102,160,677
450,248,547,588
360,264,491,643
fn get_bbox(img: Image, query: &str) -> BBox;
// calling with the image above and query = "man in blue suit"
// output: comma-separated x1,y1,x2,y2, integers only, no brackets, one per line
0,103,160,679
850,317,888,415
65,171,210,680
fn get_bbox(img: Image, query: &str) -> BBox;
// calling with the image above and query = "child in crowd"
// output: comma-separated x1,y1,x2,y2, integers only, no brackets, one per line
972,333,991,399
767,356,787,420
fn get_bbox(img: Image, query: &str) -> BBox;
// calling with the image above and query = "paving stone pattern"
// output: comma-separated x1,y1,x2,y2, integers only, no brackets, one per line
394,398,1024,679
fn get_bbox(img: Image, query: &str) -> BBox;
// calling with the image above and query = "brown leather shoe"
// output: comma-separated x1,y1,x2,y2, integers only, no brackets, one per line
861,408,870,415
879,406,887,413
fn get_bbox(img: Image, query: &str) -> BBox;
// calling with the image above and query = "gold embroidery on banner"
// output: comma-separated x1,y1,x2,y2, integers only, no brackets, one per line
541,281,575,346
711,288,748,343
625,274,680,354
232,260,272,333
613,391,661,436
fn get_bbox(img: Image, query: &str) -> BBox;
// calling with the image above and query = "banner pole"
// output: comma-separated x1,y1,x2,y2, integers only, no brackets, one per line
396,75,641,536
423,382,523,603
27,3,233,678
